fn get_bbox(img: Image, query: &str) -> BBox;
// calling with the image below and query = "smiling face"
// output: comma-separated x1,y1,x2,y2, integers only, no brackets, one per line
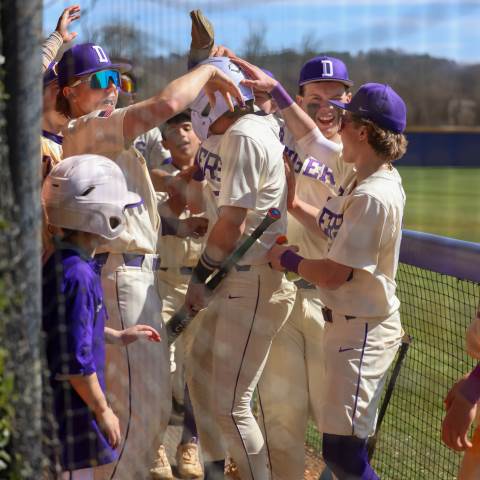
63,71,119,118
297,81,351,141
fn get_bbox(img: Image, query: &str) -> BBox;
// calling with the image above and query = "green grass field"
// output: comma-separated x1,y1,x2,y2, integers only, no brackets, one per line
398,167,480,243
305,167,480,479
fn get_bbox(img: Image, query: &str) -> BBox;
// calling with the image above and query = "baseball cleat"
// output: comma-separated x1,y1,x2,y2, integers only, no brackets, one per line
176,440,203,478
150,445,174,480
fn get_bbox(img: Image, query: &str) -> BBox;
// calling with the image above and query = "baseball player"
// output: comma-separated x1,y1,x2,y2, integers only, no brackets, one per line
184,56,296,480
262,82,408,480
442,308,480,479
53,42,242,480
41,154,161,480
233,55,355,478
149,111,205,480
41,5,81,261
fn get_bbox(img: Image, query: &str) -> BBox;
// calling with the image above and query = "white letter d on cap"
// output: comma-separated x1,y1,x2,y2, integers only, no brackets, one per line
92,45,109,63
321,60,333,77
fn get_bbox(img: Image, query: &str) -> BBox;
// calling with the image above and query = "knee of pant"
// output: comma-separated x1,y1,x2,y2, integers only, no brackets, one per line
322,434,378,480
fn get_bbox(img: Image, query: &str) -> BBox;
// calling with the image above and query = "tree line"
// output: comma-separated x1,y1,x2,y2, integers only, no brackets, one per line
90,24,480,127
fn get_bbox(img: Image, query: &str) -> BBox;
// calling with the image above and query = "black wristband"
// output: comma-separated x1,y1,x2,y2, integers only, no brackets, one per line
192,254,217,284
161,216,180,236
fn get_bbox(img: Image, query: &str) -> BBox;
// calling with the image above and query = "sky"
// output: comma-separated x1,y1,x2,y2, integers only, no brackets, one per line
43,0,480,64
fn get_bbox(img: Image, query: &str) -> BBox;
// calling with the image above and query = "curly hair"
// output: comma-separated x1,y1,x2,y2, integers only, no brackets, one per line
352,114,408,163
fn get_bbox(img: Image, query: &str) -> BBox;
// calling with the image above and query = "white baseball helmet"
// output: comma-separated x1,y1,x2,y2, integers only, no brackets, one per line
42,154,141,239
189,56,254,141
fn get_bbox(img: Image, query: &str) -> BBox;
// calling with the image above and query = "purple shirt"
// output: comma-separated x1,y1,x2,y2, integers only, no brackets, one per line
42,247,117,471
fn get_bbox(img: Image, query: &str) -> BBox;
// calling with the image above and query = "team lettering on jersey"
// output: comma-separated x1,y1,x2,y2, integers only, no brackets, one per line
196,146,222,195
280,126,336,187
318,203,344,240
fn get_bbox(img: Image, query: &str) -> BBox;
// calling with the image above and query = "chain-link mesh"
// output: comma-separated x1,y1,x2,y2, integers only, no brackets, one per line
305,263,479,479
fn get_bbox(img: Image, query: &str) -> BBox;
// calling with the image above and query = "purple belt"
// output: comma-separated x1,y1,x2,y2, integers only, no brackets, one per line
95,253,161,270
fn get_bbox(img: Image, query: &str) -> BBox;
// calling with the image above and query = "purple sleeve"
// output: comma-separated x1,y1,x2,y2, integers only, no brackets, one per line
57,278,97,378
460,363,480,405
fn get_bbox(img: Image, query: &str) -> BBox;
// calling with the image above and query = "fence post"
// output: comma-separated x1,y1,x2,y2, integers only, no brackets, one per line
1,0,43,476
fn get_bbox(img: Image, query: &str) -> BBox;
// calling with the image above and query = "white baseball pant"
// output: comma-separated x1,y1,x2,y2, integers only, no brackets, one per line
187,265,296,480
93,253,171,480
257,284,325,480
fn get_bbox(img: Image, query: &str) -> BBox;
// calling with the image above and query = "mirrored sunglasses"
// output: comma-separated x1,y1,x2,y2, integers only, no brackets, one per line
120,75,135,94
71,69,121,89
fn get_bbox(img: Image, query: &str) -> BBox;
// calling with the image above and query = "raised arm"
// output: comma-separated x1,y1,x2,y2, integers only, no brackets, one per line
232,57,342,160
123,64,243,143
42,5,81,72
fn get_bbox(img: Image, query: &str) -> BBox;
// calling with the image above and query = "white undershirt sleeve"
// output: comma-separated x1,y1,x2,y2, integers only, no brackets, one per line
297,127,343,170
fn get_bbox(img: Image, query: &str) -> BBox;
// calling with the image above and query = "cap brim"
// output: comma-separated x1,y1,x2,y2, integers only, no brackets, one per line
70,62,132,80
328,99,349,110
299,78,354,88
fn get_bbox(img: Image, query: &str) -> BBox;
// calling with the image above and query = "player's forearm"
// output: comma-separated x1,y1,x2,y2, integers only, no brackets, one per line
187,179,206,214
460,363,480,405
158,196,186,218
289,197,322,234
42,31,63,72
298,258,352,290
69,373,109,415
123,65,215,142
205,206,247,263
150,169,171,192
104,327,124,345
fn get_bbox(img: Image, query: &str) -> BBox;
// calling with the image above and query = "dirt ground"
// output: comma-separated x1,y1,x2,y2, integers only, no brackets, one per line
304,445,326,480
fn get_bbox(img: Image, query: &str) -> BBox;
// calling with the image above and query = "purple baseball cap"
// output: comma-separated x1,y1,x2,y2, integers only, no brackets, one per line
330,83,407,133
57,43,131,88
43,61,58,88
299,55,353,88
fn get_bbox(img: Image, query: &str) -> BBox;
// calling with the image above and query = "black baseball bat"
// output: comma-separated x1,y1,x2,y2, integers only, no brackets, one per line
319,334,412,479
166,207,282,345
366,333,412,460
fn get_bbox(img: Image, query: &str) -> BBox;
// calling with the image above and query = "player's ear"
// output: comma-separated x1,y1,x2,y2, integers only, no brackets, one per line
295,94,303,107
358,124,368,141
63,86,75,99
344,91,353,104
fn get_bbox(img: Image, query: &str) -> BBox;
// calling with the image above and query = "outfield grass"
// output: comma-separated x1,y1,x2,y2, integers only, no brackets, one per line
398,167,480,243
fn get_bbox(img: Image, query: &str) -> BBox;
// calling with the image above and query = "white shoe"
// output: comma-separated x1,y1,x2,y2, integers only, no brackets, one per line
176,441,203,478
150,445,173,480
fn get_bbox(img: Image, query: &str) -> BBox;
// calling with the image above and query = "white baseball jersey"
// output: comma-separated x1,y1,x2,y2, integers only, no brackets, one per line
281,126,355,258
187,112,296,480
133,127,172,171
156,163,207,269
62,108,160,254
316,167,406,317
196,113,288,265
61,107,169,480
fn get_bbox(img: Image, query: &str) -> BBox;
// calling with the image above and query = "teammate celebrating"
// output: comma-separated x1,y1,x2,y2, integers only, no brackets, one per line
150,112,205,480
255,56,355,480
54,42,241,479
184,56,296,480
264,82,408,480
